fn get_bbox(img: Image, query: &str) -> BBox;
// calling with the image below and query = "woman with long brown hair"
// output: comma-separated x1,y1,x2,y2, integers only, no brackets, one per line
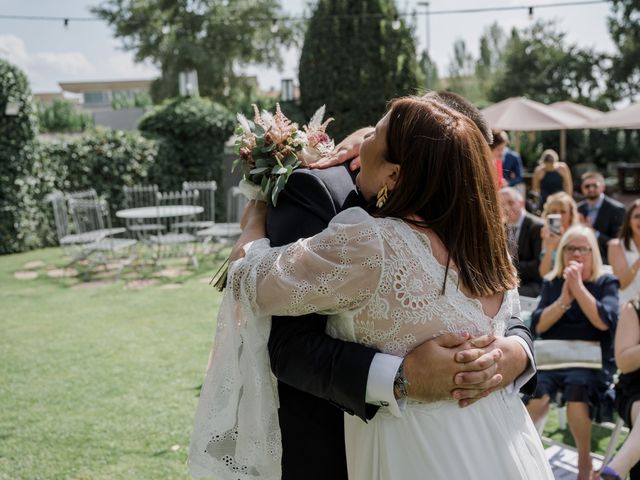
190,96,553,479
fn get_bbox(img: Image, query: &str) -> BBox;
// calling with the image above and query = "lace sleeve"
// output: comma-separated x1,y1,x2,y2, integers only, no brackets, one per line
228,207,385,317
188,208,384,480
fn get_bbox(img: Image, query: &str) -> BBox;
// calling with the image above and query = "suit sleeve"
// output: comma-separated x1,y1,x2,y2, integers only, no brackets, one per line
598,202,625,256
517,222,543,281
266,171,379,421
505,313,537,395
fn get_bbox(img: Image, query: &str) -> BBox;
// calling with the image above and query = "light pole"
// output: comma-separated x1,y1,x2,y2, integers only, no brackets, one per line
417,2,431,90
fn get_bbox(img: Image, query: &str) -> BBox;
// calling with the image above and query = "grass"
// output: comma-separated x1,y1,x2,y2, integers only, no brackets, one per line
0,247,627,478
0,248,224,479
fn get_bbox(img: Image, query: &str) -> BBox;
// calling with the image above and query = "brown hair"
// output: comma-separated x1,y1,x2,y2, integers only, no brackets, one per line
377,96,517,297
488,129,507,150
619,199,640,250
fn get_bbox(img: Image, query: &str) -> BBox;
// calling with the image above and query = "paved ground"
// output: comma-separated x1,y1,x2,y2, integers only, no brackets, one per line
545,443,604,479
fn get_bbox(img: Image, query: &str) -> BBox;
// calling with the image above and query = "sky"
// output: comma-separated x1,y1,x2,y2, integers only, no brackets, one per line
0,0,616,95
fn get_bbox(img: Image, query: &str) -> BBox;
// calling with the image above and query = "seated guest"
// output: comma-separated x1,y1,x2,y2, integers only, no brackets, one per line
597,301,640,480
539,191,580,277
577,171,625,264
526,225,619,480
499,186,544,297
608,199,640,306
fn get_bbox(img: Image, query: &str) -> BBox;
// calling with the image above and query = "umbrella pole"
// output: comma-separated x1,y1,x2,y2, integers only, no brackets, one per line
560,129,567,162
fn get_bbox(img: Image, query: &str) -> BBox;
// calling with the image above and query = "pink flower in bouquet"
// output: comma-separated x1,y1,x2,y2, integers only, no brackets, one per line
300,106,334,166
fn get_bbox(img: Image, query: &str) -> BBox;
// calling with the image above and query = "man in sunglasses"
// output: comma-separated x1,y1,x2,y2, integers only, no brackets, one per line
577,171,625,263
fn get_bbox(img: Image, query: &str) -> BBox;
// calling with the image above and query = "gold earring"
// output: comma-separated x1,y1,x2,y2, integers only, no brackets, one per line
376,184,389,208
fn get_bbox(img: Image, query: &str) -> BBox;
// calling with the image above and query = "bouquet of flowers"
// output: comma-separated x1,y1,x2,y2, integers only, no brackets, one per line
234,103,334,205
213,103,334,290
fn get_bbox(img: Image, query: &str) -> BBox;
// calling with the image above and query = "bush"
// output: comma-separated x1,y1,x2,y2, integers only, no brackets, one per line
0,60,39,254
37,99,93,133
139,97,234,219
13,129,158,252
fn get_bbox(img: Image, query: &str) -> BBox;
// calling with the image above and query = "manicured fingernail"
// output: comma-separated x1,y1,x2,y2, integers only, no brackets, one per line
459,400,469,408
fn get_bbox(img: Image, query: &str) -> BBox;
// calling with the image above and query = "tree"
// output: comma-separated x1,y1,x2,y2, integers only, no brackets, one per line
299,0,420,141
489,20,605,106
419,50,439,91
607,0,640,100
0,59,38,254
93,0,297,103
475,23,506,94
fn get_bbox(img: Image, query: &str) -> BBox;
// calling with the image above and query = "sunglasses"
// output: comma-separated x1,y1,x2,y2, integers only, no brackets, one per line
582,183,599,189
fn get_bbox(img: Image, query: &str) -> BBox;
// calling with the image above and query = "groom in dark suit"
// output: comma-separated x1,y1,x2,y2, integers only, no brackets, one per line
266,92,537,479
577,171,625,264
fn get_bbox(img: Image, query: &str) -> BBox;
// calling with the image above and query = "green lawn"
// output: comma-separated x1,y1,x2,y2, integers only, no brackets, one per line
0,247,626,479
1,248,223,479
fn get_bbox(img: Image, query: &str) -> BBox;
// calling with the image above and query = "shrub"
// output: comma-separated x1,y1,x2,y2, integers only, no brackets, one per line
37,99,93,133
139,97,234,219
0,60,39,254
14,129,158,252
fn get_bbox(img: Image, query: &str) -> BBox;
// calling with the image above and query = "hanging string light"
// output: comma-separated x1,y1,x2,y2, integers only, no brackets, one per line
0,1,610,29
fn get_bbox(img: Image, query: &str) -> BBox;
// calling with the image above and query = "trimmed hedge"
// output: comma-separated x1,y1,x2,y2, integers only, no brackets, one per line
0,60,39,254
5,130,157,253
139,97,234,220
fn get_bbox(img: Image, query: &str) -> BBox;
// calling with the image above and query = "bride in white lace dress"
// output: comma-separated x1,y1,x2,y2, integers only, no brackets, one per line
189,96,553,479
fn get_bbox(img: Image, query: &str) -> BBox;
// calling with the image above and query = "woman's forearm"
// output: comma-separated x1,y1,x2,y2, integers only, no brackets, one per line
617,344,640,373
536,302,566,334
539,250,554,277
572,285,608,330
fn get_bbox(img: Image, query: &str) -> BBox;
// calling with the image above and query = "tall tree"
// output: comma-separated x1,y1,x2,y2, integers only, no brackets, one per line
299,0,420,141
475,23,506,92
419,50,439,91
93,0,296,103
607,0,640,100
489,20,605,105
446,38,486,104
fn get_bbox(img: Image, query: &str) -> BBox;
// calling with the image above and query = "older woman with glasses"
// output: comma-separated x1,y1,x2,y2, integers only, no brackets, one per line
526,225,619,480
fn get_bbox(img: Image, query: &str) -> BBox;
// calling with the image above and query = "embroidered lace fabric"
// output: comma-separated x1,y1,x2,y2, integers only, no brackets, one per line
188,207,518,479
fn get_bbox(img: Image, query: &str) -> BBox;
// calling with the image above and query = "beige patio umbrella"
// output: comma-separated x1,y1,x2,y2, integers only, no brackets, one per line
481,97,586,161
581,101,640,129
549,101,603,160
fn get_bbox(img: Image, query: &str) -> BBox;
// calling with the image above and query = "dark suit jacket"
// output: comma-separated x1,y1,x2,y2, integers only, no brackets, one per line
516,213,544,296
266,165,536,480
577,195,625,263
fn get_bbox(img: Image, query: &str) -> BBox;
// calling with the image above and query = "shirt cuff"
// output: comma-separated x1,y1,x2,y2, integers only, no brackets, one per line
505,336,536,394
365,353,405,417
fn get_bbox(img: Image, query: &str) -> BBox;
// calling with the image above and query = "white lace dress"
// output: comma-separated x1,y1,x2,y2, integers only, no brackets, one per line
188,207,553,480
619,240,640,305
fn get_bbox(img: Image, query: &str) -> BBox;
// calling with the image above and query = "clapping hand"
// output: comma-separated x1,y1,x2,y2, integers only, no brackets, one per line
563,260,583,295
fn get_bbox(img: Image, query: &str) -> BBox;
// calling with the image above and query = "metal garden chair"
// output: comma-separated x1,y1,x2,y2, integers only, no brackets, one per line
148,190,200,268
122,184,165,241
67,198,137,276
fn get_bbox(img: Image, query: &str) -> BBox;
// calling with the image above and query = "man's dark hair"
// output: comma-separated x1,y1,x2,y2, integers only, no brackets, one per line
422,91,493,145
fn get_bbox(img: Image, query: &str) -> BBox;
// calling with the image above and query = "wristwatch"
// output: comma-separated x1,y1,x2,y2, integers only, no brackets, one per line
393,361,410,399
